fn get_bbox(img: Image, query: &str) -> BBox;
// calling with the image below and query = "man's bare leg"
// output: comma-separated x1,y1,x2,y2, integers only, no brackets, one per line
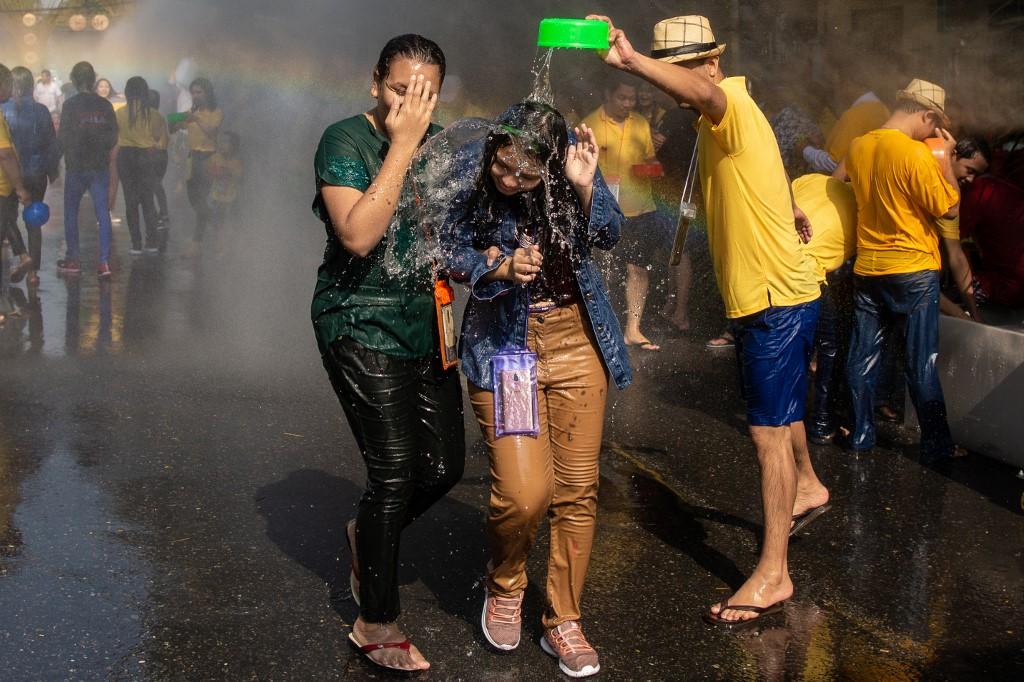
789,421,830,517
624,262,656,346
663,253,693,331
710,425,796,622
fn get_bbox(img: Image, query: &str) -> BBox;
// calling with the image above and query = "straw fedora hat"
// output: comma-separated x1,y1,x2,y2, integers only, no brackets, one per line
897,78,951,127
650,15,726,63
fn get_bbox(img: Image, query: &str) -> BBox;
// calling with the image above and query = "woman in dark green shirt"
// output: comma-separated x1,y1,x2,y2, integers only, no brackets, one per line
311,35,462,673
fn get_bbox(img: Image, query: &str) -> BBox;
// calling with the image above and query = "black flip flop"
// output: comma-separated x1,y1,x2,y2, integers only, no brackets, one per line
790,503,832,536
703,599,786,627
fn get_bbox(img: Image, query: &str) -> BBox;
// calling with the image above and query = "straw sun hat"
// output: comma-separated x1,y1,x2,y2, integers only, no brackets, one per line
897,78,951,127
650,15,726,63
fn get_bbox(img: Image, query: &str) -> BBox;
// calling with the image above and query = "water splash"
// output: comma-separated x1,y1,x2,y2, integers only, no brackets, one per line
527,48,555,106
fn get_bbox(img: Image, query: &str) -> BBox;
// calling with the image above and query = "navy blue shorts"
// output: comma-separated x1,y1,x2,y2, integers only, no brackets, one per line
731,299,820,427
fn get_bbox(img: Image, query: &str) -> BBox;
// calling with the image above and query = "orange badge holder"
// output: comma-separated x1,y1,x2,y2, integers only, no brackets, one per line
434,278,458,370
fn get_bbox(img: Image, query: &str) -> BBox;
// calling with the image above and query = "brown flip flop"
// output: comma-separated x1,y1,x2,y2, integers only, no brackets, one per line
790,503,832,536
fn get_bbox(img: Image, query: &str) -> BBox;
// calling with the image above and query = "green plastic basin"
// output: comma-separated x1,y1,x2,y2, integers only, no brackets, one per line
167,112,189,125
537,18,609,49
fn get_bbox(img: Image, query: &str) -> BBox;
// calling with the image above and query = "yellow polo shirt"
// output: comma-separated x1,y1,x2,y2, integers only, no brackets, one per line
697,76,820,318
825,99,890,163
0,111,14,197
846,129,959,276
582,106,656,217
792,174,857,282
116,107,169,149
186,108,224,153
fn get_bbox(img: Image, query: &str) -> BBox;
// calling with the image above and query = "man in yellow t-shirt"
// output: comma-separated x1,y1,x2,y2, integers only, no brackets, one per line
792,174,857,445
593,14,830,628
844,79,960,464
583,74,666,350
0,64,31,318
825,91,889,165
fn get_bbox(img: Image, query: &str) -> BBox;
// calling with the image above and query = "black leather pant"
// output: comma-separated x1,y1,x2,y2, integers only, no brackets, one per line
322,337,465,623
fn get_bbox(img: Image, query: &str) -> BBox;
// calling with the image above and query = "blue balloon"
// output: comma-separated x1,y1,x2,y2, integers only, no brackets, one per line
23,201,50,228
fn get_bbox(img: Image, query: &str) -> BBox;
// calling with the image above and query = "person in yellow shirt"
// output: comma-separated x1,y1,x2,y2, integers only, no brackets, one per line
802,70,890,173
171,77,223,250
792,174,857,445
207,131,243,246
591,13,830,627
112,76,167,254
148,89,170,232
0,63,32,324
936,136,991,321
582,74,668,350
844,79,960,464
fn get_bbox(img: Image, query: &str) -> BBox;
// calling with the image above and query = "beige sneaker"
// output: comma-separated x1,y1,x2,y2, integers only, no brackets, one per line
540,621,600,678
481,587,523,651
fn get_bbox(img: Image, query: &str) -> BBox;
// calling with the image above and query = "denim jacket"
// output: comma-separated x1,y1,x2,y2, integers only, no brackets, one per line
441,139,632,392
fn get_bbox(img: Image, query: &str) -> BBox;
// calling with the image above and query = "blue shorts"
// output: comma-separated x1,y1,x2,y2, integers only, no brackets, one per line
731,299,820,427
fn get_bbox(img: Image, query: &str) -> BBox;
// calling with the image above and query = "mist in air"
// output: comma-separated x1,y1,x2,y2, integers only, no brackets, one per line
5,0,1011,379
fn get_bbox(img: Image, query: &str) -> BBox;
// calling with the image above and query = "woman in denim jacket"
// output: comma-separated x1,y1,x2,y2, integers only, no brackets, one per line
442,101,630,679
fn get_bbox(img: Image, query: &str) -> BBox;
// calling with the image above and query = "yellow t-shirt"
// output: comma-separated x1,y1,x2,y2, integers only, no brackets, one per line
116,107,169,149
582,106,656,217
155,117,169,151
697,76,821,318
936,216,960,240
847,129,959,276
792,174,857,282
186,108,224,153
825,99,890,163
0,111,14,197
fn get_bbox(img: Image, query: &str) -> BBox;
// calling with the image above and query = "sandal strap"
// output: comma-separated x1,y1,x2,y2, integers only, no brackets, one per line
359,639,411,653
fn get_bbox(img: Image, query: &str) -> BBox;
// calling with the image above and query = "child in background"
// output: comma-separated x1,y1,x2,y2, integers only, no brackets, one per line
206,130,242,251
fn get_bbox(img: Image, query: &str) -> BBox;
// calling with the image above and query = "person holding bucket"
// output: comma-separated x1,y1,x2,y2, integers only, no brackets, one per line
589,14,831,627
442,101,629,678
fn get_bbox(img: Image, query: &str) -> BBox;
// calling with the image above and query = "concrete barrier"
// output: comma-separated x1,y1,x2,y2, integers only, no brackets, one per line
936,317,1024,467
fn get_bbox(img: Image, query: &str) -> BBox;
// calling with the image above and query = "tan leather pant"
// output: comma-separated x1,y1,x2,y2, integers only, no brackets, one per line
469,303,608,629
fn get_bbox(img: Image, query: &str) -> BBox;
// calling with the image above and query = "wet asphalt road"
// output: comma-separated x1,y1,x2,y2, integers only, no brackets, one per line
1,196,1023,681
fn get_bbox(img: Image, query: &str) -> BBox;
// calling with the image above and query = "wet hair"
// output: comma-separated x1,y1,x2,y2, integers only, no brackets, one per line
95,77,117,98
189,77,217,111
0,63,13,91
469,101,582,251
124,76,151,128
956,136,992,165
374,34,446,84
11,66,34,100
71,61,96,91
218,130,240,155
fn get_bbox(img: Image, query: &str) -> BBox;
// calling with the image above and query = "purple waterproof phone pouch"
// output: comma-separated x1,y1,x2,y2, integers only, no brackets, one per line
492,347,540,438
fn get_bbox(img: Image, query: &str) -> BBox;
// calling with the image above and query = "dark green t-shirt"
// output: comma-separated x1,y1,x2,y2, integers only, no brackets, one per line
311,114,441,358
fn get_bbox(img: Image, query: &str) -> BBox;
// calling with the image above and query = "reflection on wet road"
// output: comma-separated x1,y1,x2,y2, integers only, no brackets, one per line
1,208,1022,679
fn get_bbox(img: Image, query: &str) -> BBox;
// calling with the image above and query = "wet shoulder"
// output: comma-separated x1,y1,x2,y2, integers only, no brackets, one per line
319,115,373,153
